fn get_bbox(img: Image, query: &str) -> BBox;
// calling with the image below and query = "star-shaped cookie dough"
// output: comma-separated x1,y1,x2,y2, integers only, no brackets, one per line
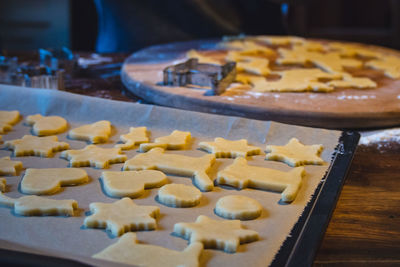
68,120,111,143
0,110,20,134
84,198,160,237
26,114,68,136
4,135,69,157
265,138,324,167
199,137,261,158
0,157,23,176
139,130,191,152
61,145,127,169
115,127,149,150
173,215,259,253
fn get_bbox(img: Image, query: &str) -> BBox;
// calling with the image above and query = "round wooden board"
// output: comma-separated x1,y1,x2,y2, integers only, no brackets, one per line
121,39,400,129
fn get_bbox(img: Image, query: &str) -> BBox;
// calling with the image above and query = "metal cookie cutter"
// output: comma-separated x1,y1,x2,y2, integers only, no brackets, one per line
163,58,236,95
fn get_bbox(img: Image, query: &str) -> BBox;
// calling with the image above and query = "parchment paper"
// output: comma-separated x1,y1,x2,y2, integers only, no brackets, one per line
0,84,341,266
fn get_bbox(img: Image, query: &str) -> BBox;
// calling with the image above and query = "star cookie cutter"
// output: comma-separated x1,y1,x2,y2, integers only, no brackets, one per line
163,58,236,95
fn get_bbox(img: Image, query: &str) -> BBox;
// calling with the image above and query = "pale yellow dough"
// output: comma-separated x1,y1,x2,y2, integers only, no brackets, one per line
93,232,203,267
61,145,127,169
68,120,111,143
115,126,149,150
123,147,215,191
26,114,68,136
101,170,167,198
0,192,77,216
173,215,259,253
365,55,400,79
0,156,23,176
215,195,262,220
21,168,88,195
220,40,275,56
265,138,324,167
139,130,191,152
84,197,160,237
0,110,20,134
199,137,261,158
157,183,202,207
186,49,221,65
217,157,305,202
4,135,69,157
0,178,6,192
329,42,384,59
327,73,377,88
255,35,305,46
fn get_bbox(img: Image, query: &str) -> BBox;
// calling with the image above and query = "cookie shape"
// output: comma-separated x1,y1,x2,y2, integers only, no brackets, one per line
329,42,383,59
123,148,215,191
255,35,305,46
365,55,400,79
61,145,127,169
115,127,149,150
215,195,262,220
265,138,324,167
20,168,89,195
101,170,167,198
199,137,261,158
0,110,20,134
157,184,202,207
68,120,111,143
84,197,160,237
93,232,203,267
0,192,77,216
4,135,69,157
221,40,275,56
327,73,377,88
0,157,23,176
173,215,259,253
139,130,191,152
186,49,221,65
217,157,305,202
26,114,68,136
0,178,6,192
236,57,270,76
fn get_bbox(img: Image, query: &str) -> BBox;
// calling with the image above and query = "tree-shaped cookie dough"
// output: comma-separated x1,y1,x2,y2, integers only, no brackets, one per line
173,215,259,253
265,138,324,167
217,157,305,202
0,156,23,176
0,110,20,134
21,168,88,195
365,55,400,79
93,232,203,267
4,135,69,157
123,148,215,191
61,145,127,169
68,120,111,143
101,170,167,198
115,127,149,150
84,197,160,237
139,130,191,152
199,137,261,158
26,114,68,136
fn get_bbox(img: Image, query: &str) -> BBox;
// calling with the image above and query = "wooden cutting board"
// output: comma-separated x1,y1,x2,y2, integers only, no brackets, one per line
121,39,400,129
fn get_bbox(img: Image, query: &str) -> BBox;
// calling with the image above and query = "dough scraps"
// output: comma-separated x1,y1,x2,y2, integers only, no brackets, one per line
0,156,23,176
157,183,202,208
217,157,305,202
139,130,191,152
68,120,111,143
101,170,167,198
365,55,400,79
186,49,222,65
4,135,70,157
0,110,20,134
84,197,160,237
93,232,203,267
0,178,6,192
20,168,89,195
173,215,259,253
199,137,261,158
0,192,77,216
61,145,127,169
123,147,216,192
26,114,68,136
265,138,324,167
215,195,262,220
115,127,149,150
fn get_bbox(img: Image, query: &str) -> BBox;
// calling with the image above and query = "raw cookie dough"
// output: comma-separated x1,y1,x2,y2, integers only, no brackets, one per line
0,156,23,176
215,195,262,220
365,55,400,79
20,168,89,195
139,130,191,152
68,120,111,143
220,40,275,56
123,147,216,191
217,157,305,202
101,170,167,198
0,110,20,134
199,137,261,158
0,192,77,216
186,49,221,65
329,42,384,59
4,135,69,157
265,137,324,167
115,127,149,150
0,178,6,192
61,145,127,169
93,232,203,267
157,184,202,208
26,114,68,136
84,197,160,237
255,35,305,46
173,215,259,253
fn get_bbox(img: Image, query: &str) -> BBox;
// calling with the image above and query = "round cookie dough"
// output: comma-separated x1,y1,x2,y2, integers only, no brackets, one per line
215,195,262,220
157,184,202,208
